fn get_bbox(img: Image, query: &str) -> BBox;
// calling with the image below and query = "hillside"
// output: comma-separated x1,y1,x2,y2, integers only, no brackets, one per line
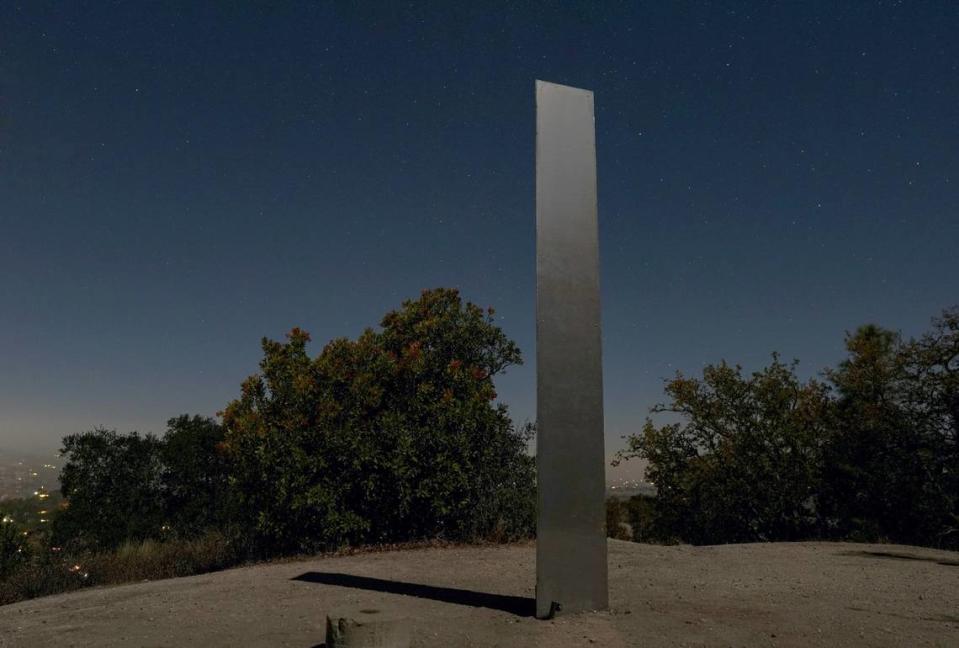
1,540,957,647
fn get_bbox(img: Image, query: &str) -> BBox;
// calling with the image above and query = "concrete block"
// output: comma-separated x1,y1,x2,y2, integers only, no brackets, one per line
325,606,411,648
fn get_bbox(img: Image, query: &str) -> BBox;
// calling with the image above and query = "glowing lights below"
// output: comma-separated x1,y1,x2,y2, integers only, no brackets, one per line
66,564,89,579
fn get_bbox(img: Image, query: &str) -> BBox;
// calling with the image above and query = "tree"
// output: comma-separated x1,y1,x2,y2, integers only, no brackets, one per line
0,520,31,580
52,428,165,551
821,310,959,547
615,356,831,544
819,325,910,541
161,415,232,537
222,288,535,555
616,306,959,549
905,307,959,547
623,494,661,544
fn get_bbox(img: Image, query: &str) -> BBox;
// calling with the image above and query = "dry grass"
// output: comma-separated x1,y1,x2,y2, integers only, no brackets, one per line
0,531,240,606
0,532,534,607
89,533,237,583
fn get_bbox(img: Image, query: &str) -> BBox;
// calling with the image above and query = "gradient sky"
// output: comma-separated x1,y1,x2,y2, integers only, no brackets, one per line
2,3,957,482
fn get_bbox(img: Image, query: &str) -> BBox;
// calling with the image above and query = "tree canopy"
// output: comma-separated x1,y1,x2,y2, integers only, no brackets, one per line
50,289,536,557
221,287,534,554
617,306,959,549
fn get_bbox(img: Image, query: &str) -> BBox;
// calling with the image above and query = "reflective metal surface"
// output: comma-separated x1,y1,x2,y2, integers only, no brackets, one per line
534,80,608,619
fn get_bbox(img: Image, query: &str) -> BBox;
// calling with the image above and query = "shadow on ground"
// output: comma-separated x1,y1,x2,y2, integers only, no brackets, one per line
292,572,536,617
836,549,959,567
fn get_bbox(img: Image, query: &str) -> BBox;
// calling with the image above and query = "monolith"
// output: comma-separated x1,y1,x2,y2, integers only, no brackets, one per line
534,79,608,619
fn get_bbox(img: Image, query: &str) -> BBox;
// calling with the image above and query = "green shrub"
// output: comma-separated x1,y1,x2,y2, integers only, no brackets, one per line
605,498,632,540
616,306,959,549
222,288,536,555
161,415,233,537
616,355,829,545
1,522,31,580
820,314,959,549
52,429,166,552
624,494,676,544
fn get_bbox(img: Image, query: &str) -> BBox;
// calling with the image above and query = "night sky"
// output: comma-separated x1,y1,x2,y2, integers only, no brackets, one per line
2,3,957,481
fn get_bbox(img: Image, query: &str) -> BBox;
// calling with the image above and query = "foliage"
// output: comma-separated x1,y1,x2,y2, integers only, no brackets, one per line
616,355,829,544
909,308,959,546
820,312,959,546
605,495,675,544
161,415,232,537
616,306,959,549
50,416,236,552
604,498,632,540
621,494,666,544
1,521,31,580
222,288,535,554
43,288,534,586
87,531,239,585
0,553,88,606
621,354,828,544
52,428,166,552
0,531,238,606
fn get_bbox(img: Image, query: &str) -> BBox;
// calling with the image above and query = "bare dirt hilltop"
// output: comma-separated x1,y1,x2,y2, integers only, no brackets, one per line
1,540,957,648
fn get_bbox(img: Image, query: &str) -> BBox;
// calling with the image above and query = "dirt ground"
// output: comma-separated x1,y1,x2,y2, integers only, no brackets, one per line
1,539,957,647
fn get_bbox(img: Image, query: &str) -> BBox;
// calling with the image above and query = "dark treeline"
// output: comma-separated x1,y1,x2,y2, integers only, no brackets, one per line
4,297,957,605
610,307,959,550
1,289,535,603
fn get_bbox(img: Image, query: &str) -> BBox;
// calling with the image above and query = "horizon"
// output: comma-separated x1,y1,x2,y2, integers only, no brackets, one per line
3,4,958,485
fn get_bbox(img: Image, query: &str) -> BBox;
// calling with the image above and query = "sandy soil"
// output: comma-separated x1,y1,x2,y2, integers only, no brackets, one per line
1,540,957,647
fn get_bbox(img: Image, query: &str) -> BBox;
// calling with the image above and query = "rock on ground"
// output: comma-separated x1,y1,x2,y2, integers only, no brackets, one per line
1,539,957,647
